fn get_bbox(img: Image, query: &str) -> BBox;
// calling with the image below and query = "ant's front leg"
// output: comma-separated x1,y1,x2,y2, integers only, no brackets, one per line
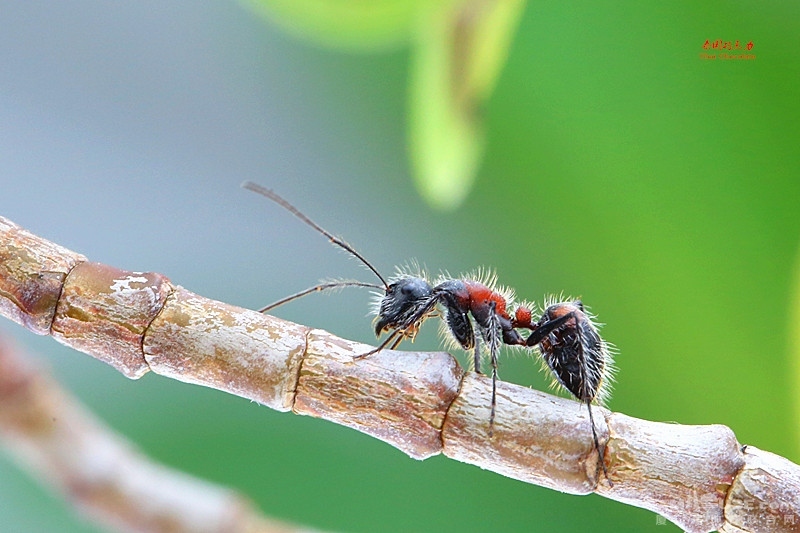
352,330,402,360
363,292,442,360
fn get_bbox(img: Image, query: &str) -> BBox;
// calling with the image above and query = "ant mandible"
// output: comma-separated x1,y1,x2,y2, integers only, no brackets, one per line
243,182,615,482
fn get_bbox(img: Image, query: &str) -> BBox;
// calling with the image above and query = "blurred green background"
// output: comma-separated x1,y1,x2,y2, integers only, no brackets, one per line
0,1,798,532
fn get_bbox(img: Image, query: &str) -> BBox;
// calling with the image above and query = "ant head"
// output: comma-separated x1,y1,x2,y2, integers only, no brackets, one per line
537,301,609,404
373,277,433,337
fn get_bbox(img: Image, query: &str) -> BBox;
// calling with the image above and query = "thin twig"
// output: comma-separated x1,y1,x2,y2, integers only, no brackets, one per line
1,215,799,533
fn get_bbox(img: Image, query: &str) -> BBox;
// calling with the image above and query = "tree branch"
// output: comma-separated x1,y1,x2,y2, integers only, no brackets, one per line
1,215,798,533
0,336,319,533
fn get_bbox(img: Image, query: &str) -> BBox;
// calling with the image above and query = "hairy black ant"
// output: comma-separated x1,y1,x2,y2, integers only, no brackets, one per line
243,181,615,482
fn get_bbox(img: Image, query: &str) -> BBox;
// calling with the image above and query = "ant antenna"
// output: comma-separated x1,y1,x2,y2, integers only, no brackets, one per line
242,181,389,290
258,280,383,313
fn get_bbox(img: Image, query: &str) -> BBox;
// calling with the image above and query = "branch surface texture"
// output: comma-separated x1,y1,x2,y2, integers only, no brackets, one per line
1,215,798,533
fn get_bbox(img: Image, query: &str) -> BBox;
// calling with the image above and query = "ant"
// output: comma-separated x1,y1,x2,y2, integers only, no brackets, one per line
243,181,615,483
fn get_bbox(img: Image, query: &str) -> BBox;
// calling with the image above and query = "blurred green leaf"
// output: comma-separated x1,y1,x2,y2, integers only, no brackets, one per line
409,0,526,210
245,0,526,210
244,0,433,51
458,0,527,106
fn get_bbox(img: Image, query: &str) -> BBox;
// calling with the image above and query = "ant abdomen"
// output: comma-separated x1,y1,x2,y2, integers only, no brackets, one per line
530,301,611,405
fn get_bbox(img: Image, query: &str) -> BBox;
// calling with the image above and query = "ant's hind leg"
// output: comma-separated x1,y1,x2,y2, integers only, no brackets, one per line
525,311,576,347
587,402,612,486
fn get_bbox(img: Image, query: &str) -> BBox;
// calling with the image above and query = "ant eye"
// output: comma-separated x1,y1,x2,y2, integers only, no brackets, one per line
399,278,431,299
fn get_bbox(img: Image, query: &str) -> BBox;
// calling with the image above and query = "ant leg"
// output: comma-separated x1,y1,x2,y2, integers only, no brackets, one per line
525,311,576,347
353,330,401,360
587,402,612,486
359,293,442,361
352,326,414,360
489,343,499,435
388,334,407,351
473,339,482,374
484,306,502,435
573,318,610,484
